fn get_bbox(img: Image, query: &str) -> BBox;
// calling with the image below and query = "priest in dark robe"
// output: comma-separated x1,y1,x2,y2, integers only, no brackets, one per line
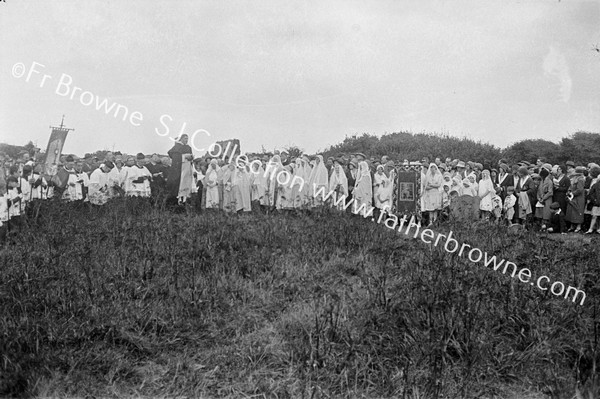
166,134,194,205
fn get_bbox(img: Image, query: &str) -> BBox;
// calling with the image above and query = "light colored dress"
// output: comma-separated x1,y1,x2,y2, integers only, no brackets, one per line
204,163,220,209
353,161,373,208
422,165,443,211
328,164,349,210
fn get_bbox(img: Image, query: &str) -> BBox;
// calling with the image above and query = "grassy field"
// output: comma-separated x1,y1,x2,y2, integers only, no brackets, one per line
1,198,599,398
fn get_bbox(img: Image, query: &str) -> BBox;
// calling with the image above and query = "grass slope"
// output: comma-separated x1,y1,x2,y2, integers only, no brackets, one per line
1,199,599,398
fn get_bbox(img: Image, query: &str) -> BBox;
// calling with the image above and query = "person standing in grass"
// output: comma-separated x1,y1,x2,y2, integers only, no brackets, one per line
104,152,122,198
275,164,294,211
328,159,348,210
124,153,152,198
584,166,600,234
353,161,372,210
233,161,252,213
565,166,586,233
166,134,194,206
373,165,388,210
345,159,357,209
29,164,49,201
422,163,443,226
290,158,305,209
537,167,554,230
478,170,496,219
221,162,237,213
74,160,90,202
552,164,570,214
51,155,77,200
191,158,205,211
88,161,115,206
147,154,168,200
264,154,284,209
308,155,329,207
5,176,22,222
204,159,220,209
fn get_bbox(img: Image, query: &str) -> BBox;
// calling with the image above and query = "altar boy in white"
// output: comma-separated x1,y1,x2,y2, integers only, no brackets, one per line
124,153,152,197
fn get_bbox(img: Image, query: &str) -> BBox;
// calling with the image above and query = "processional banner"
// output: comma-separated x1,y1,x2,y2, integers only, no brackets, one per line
395,168,421,216
43,127,70,175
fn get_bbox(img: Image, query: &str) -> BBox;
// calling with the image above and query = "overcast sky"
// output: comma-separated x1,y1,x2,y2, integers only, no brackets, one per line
1,0,599,156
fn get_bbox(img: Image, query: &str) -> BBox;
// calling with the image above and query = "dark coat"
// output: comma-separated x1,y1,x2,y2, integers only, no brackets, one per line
553,174,570,213
587,180,600,208
565,175,586,224
513,175,535,220
166,142,193,198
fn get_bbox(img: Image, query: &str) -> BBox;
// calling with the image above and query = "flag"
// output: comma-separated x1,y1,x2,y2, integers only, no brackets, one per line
43,127,70,175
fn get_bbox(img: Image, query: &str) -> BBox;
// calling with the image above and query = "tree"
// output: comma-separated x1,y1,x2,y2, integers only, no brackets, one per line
283,144,303,158
558,131,600,165
502,139,560,164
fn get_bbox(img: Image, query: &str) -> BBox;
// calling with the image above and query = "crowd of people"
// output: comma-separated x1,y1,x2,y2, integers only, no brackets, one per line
2,133,600,242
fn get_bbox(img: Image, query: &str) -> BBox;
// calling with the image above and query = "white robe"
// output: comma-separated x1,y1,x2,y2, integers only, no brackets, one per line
7,188,22,217
107,166,122,197
354,162,373,208
124,165,152,197
31,174,48,199
0,194,8,225
62,173,81,202
478,177,496,211
204,167,220,209
88,168,110,205
233,168,252,212
19,178,32,211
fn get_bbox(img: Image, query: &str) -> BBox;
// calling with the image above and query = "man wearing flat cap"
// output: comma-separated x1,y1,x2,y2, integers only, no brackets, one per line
565,161,576,177
456,161,467,179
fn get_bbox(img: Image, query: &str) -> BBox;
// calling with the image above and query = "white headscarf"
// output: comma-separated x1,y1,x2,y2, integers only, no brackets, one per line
309,155,329,189
205,159,220,184
329,163,348,195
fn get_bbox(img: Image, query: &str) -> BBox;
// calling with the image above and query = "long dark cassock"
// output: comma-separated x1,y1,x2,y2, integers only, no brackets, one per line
166,141,194,200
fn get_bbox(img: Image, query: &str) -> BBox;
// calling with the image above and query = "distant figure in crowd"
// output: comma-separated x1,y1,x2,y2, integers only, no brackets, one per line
166,134,194,205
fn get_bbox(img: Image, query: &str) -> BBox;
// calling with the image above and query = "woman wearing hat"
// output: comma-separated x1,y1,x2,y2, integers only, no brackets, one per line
537,167,554,229
552,164,570,214
565,166,586,232
584,166,600,234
